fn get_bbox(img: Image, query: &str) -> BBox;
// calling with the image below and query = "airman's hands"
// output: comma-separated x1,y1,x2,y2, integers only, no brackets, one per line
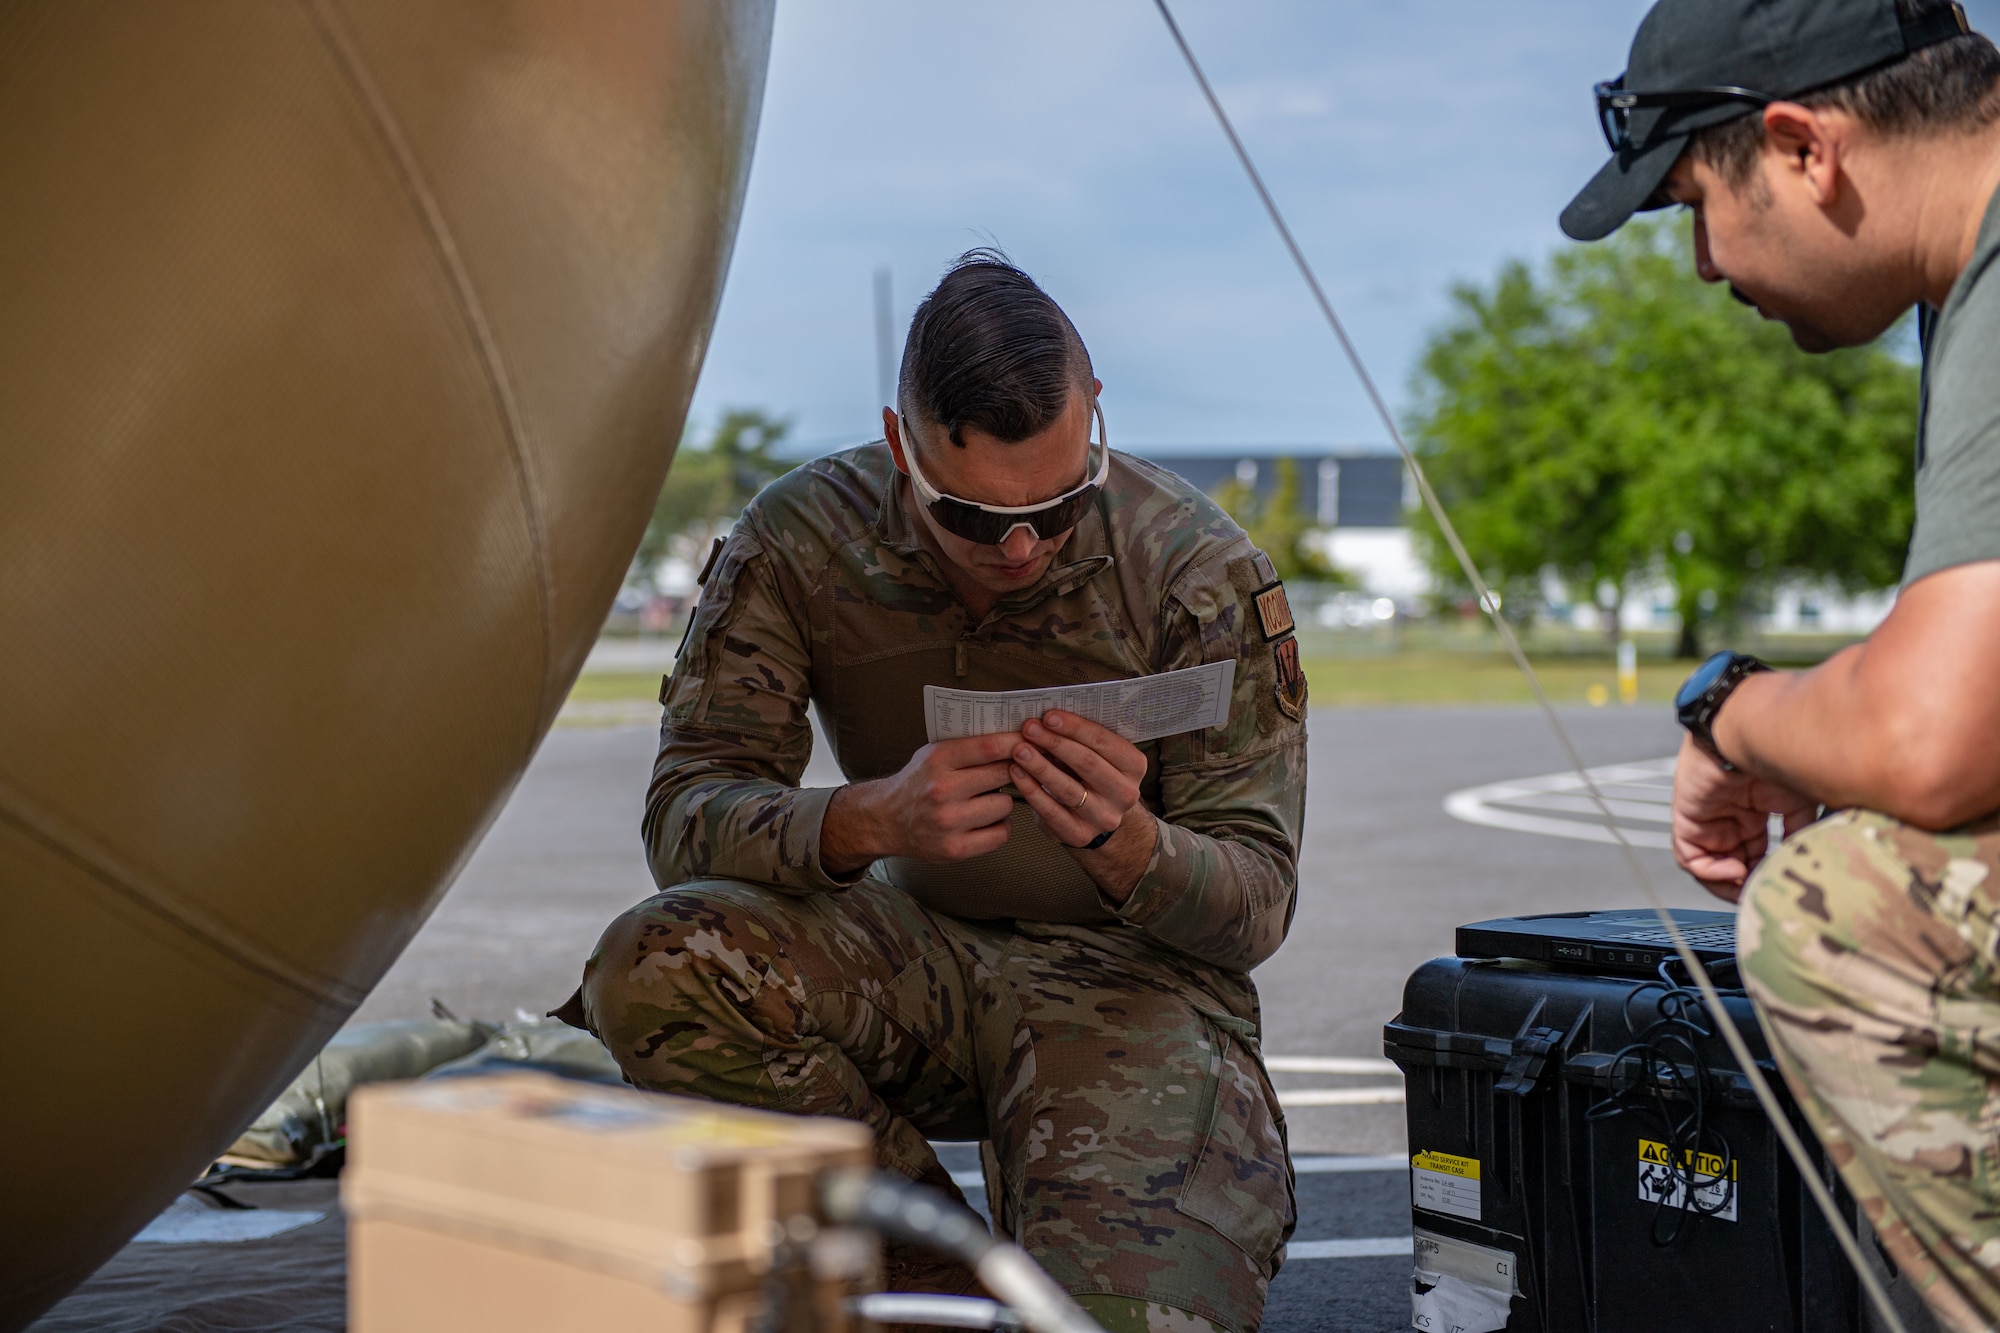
1010,710,1154,903
821,714,1156,899
821,734,1019,874
1670,735,1817,901
1009,711,1145,846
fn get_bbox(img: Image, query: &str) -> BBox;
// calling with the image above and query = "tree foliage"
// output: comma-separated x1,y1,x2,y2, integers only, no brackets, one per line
632,409,794,587
1407,215,1917,655
1211,458,1349,585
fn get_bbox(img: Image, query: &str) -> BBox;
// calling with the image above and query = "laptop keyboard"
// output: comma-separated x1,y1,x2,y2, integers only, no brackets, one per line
1611,923,1735,951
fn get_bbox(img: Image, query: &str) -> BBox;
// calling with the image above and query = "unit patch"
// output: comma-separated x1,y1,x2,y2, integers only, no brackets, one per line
1272,634,1307,722
1252,580,1295,640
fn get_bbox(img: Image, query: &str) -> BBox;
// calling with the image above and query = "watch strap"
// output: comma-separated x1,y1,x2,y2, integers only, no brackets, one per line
1679,652,1770,771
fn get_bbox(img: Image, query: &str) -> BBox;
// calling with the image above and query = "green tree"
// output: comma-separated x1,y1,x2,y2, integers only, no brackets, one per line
1211,458,1349,585
632,409,794,586
1408,215,1917,656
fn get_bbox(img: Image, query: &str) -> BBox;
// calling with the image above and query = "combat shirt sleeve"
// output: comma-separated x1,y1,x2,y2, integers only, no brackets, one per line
641,525,857,894
1114,545,1307,973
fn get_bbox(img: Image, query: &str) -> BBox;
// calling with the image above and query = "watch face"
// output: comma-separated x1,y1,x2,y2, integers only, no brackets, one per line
1676,651,1735,710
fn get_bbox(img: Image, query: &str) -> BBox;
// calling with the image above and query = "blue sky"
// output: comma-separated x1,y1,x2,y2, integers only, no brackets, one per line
685,0,2000,457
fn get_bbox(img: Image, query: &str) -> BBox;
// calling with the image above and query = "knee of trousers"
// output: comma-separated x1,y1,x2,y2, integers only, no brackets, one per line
580,878,805,1064
1737,810,1940,1049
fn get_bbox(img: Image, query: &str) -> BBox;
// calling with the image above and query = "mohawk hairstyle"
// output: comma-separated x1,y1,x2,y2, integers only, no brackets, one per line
898,249,1094,447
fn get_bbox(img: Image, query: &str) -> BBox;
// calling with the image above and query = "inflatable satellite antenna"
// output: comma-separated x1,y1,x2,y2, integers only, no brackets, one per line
0,3,774,1326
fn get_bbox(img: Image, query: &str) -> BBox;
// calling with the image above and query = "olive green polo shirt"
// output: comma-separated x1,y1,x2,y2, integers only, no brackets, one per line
1906,183,2000,587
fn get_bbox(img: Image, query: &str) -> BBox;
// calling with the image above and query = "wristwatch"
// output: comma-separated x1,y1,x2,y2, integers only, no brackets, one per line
1675,650,1770,771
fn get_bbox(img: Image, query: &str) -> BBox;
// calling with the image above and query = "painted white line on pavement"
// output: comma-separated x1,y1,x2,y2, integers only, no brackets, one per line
1287,1237,1411,1260
1265,1056,1398,1075
1444,756,1677,848
1293,1154,1406,1174
1278,1086,1405,1107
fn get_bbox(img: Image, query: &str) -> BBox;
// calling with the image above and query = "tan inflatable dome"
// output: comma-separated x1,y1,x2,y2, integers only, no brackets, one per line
0,3,773,1325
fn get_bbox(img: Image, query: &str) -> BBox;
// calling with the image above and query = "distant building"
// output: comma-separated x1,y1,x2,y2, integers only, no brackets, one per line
1138,452,1406,527
1134,451,1429,600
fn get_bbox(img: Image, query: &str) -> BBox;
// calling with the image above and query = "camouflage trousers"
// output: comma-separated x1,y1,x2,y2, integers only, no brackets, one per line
577,877,1294,1333
1739,807,2000,1333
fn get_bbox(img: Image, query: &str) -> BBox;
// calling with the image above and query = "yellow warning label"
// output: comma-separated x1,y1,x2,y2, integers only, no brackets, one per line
1411,1150,1480,1181
1638,1138,1736,1181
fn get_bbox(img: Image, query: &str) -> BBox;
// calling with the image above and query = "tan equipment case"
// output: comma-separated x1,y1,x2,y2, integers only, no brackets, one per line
343,1072,876,1333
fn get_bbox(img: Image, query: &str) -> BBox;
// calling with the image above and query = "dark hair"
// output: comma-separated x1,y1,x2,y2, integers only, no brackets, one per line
898,249,1094,447
1689,0,2000,188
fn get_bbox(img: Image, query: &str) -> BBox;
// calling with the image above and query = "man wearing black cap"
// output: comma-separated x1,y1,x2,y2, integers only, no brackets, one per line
1565,1,2000,1326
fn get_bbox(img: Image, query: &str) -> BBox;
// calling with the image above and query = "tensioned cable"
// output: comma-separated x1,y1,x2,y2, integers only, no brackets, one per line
1148,3,1907,1329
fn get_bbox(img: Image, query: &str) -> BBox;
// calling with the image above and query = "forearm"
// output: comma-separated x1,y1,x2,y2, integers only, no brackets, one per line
644,754,858,893
820,781,887,877
1114,816,1296,972
1716,643,2000,828
1072,804,1156,904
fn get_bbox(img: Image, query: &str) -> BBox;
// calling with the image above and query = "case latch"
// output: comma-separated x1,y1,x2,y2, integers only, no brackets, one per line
1495,1026,1563,1098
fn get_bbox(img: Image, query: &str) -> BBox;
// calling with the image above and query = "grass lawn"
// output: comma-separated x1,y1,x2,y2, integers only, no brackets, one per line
1297,651,1682,708
568,671,666,704
563,653,1686,711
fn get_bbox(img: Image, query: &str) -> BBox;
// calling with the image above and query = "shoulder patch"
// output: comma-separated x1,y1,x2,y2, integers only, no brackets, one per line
1252,581,1295,641
1272,635,1307,722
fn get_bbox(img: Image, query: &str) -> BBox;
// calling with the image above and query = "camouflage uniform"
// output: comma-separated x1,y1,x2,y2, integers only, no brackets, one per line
577,445,1307,1333
1738,808,2000,1333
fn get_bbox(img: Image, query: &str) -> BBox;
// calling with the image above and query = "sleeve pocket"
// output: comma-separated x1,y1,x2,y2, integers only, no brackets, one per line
661,531,764,725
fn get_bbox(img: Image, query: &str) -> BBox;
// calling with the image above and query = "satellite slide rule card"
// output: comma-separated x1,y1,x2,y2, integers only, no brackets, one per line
923,660,1235,745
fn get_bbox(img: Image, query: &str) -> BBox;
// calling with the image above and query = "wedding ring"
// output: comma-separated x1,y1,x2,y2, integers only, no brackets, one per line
1073,790,1091,813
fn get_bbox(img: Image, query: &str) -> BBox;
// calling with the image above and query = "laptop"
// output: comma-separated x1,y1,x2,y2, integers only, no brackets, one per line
1456,908,1736,978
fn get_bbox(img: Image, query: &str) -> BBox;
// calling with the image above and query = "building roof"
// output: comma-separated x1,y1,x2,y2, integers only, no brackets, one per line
1133,452,1407,528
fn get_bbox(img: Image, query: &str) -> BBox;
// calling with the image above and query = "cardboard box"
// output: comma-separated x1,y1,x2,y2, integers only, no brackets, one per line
343,1072,877,1333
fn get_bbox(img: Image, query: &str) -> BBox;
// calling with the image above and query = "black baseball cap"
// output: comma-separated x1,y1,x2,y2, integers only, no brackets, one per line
1561,0,1971,241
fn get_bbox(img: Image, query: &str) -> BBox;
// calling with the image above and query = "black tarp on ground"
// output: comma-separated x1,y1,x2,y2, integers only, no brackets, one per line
32,1181,344,1333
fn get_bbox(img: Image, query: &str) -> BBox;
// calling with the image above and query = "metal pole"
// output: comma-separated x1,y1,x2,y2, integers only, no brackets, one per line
874,264,895,415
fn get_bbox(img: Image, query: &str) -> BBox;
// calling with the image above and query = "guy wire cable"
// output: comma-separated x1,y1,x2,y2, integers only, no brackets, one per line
1147,3,1908,1329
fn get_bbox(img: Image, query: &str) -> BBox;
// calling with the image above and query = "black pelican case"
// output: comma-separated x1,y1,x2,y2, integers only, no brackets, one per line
1379,909,1928,1333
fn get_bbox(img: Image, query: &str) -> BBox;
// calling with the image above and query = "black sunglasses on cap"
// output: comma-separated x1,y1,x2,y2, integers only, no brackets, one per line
1593,76,1773,155
899,399,1111,546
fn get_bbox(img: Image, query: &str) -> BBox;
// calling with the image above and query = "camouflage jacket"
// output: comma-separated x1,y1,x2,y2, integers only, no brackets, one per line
643,444,1308,974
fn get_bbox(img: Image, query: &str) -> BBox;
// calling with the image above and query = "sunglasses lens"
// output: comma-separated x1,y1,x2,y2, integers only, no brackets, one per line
1025,491,1093,537
930,500,1009,544
1595,78,1629,153
929,489,1096,546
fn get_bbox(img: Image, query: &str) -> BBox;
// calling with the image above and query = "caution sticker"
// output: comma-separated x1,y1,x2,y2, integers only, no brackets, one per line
1411,1150,1481,1222
1637,1138,1737,1222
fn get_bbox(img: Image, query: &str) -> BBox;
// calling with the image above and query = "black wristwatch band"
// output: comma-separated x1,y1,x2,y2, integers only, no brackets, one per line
1675,651,1771,772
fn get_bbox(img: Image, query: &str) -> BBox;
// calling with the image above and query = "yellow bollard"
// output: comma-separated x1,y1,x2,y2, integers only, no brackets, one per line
1617,640,1639,705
